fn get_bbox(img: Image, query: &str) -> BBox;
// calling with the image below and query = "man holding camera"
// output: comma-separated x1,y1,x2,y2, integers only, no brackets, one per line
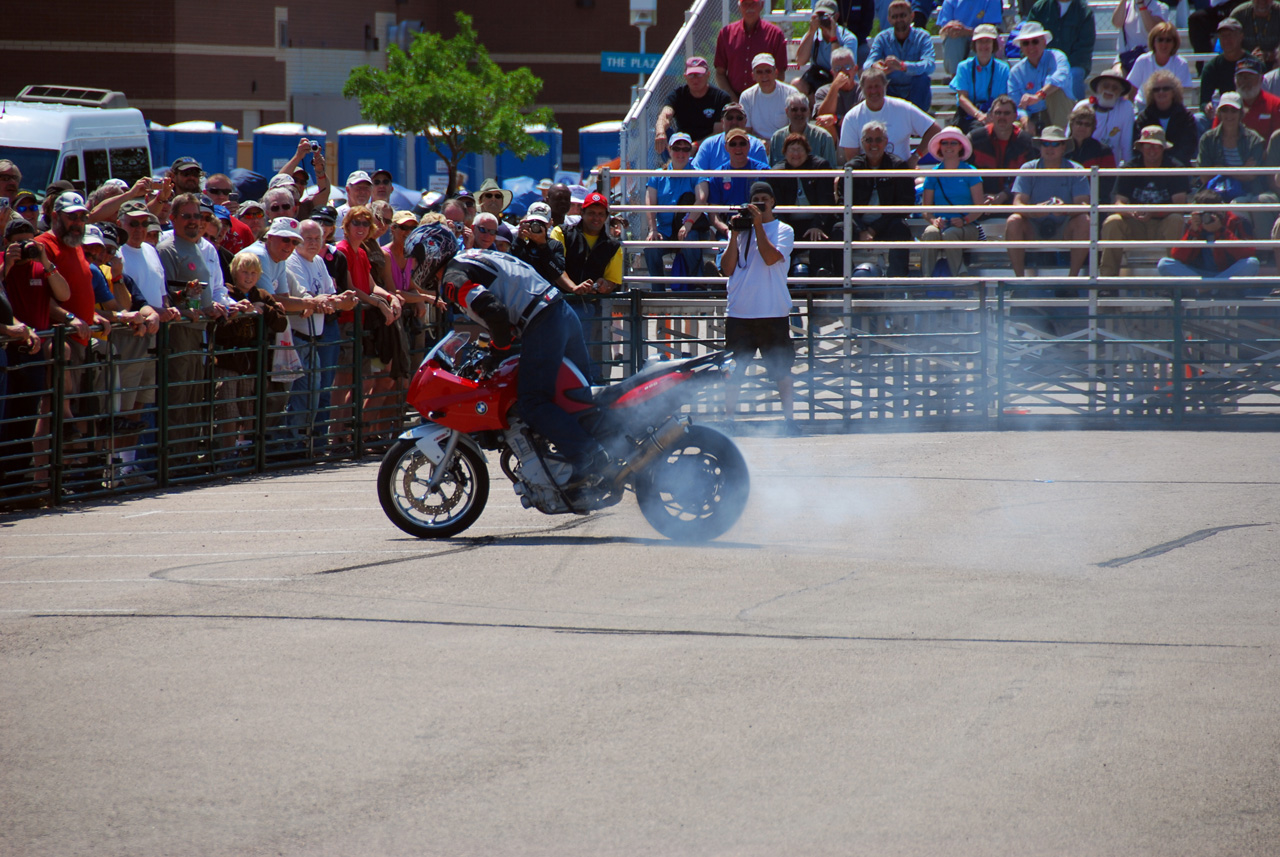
1158,189,1260,283
718,180,796,430
1003,125,1091,279
792,0,860,96
512,202,567,286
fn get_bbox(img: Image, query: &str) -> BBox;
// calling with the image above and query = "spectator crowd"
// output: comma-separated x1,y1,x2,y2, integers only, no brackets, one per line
641,0,1280,283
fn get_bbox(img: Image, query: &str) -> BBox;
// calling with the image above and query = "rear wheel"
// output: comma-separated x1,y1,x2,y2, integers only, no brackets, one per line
378,438,489,538
635,425,750,542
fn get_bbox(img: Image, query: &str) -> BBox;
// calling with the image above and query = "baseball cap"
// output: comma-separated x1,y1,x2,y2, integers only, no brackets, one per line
198,195,216,214
815,0,839,13
371,168,393,180
311,205,337,225
1237,56,1265,75
119,199,149,218
171,156,202,172
1219,91,1245,111
268,174,297,190
54,192,88,214
583,191,608,210
238,199,266,216
213,204,232,222
751,52,776,69
723,101,747,118
82,225,105,247
669,132,694,147
345,170,372,186
1219,17,1243,31
569,185,588,204
392,210,418,226
685,56,709,75
749,180,775,200
972,23,999,41
724,127,750,143
99,224,121,249
495,222,514,245
266,217,303,240
524,201,552,223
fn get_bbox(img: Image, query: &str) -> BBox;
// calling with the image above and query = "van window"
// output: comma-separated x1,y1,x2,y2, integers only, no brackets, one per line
0,146,60,190
110,147,150,185
59,155,80,183
85,149,111,191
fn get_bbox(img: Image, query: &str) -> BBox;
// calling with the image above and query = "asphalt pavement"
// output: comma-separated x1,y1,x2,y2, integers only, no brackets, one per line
2,430,1278,856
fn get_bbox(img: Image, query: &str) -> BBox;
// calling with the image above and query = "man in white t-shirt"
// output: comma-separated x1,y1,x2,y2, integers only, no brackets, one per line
739,53,802,145
717,179,797,430
838,67,940,165
285,218,342,438
117,200,176,315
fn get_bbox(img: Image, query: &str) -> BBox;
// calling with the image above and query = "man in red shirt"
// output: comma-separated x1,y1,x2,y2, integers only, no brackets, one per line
1233,57,1280,141
33,191,111,442
714,0,788,98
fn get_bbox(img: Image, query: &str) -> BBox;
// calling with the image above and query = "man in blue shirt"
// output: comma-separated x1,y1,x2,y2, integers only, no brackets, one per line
1006,21,1074,133
695,128,770,239
1004,125,1091,278
690,102,767,170
1028,0,1096,100
937,0,1004,75
792,0,861,95
866,0,937,111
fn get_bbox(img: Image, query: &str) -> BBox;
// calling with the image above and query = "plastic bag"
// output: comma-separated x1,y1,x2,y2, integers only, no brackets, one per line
271,329,304,383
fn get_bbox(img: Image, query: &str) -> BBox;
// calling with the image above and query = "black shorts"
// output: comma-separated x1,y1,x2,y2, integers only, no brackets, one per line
725,316,794,380
801,65,833,93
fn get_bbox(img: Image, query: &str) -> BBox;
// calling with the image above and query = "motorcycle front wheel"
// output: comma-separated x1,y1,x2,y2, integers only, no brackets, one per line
378,438,490,539
635,425,750,543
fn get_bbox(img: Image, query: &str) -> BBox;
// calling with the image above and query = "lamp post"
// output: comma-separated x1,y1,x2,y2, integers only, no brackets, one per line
631,0,657,87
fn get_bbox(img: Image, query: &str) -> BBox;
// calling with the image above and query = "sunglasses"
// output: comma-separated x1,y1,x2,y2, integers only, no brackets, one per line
177,168,202,176
475,226,496,235
1040,141,1064,147
481,192,505,200
268,203,292,212
61,212,88,221
727,139,749,147
14,204,38,213
938,140,961,146
125,218,150,227
176,211,203,220
394,222,415,230
670,145,693,153
372,178,392,186
460,198,476,208
205,187,233,197
349,218,372,228
241,210,264,218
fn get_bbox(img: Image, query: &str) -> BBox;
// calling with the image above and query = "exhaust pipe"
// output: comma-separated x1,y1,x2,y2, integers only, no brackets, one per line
612,416,690,485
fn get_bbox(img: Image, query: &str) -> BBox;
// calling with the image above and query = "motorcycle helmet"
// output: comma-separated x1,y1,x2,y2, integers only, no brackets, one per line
852,262,884,278
406,222,459,289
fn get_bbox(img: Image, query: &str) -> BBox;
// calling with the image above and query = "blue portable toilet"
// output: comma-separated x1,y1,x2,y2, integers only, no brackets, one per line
495,125,562,184
166,120,238,176
578,121,622,180
147,122,170,173
252,122,326,182
337,124,407,186
413,131,487,194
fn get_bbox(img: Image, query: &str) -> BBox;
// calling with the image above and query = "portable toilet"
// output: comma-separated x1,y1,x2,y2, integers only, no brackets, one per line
413,132,487,194
252,122,326,182
578,121,622,180
337,124,407,186
495,125,562,184
147,122,170,172
166,121,238,176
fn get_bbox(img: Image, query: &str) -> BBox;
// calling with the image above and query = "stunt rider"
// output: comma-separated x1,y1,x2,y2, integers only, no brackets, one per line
404,222,609,490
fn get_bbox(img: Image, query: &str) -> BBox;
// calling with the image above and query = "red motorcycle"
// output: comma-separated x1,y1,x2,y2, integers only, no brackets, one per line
377,331,750,542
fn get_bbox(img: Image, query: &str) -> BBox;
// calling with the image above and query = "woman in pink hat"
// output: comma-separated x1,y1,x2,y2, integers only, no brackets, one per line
920,127,986,277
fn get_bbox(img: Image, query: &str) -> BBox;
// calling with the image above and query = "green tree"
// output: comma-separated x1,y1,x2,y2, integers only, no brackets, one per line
343,12,554,196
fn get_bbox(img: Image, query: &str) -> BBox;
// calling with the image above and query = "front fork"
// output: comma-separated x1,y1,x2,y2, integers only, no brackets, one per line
398,423,485,489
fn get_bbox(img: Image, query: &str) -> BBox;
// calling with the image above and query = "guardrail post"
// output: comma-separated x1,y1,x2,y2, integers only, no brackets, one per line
842,163,854,289
156,322,170,487
353,303,366,458
995,282,1007,426
50,325,66,503
1088,167,1099,284
254,312,268,472
1171,288,1186,423
630,290,644,375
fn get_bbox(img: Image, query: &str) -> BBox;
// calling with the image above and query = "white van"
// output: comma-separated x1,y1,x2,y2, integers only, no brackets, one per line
0,85,152,192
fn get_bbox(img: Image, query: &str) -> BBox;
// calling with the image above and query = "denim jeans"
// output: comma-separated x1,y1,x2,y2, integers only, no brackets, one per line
285,334,322,437
517,301,596,460
644,227,708,291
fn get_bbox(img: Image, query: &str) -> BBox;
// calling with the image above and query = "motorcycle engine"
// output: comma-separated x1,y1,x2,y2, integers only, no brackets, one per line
502,421,573,514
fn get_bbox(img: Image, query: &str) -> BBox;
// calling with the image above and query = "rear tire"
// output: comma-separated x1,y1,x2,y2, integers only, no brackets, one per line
378,438,489,539
635,425,750,542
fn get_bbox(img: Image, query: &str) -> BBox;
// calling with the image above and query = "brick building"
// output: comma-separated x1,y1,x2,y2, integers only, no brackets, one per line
0,0,691,172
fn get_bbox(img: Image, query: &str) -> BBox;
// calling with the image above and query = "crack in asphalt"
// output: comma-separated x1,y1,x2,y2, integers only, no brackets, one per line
20,611,1257,649
1096,523,1273,568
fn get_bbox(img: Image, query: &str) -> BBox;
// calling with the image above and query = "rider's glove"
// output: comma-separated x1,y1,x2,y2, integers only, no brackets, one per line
480,350,505,377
